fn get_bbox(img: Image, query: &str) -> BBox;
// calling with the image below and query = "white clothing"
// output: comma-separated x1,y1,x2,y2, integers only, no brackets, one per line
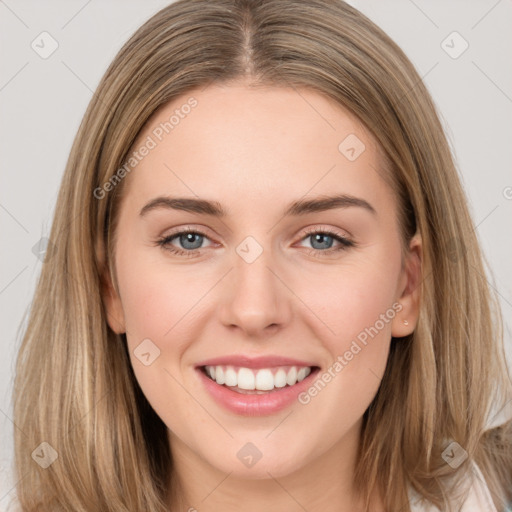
409,460,497,511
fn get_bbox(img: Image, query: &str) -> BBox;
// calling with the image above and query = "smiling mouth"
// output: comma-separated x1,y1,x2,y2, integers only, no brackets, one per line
200,364,320,394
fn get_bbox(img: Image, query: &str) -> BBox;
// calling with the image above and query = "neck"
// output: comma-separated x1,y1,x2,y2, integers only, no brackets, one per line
166,418,383,512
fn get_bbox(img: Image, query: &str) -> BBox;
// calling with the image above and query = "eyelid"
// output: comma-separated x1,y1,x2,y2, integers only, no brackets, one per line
296,225,355,252
300,224,351,240
161,224,214,240
154,225,215,255
159,224,349,243
156,224,355,256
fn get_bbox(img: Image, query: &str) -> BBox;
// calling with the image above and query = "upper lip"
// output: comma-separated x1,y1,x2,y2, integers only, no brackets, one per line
196,355,318,369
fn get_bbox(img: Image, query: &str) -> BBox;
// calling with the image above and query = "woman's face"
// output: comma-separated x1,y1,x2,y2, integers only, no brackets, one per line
104,83,420,482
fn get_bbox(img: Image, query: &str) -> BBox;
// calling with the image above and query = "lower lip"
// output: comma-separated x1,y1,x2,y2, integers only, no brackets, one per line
196,367,319,416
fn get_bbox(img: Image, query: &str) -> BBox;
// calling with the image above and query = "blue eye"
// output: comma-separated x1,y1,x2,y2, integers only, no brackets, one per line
156,229,210,257
174,232,204,250
299,228,354,256
156,227,354,257
307,232,340,250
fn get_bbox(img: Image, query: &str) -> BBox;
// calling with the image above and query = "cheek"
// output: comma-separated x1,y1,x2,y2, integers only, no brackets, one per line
117,238,401,365
299,256,401,350
115,253,203,425
293,266,398,435
114,246,226,414
116,248,206,342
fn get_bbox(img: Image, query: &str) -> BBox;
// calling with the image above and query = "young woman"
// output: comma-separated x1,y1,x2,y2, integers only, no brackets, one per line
12,0,512,510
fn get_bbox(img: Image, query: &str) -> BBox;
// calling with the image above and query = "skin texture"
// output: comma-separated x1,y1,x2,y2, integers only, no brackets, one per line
103,82,422,512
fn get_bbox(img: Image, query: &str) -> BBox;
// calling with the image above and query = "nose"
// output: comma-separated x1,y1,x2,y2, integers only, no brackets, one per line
218,245,292,338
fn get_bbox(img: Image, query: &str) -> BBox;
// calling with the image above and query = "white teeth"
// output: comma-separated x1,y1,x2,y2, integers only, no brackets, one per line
237,368,255,390
297,367,308,382
274,369,288,388
286,366,297,386
255,369,274,391
204,365,313,391
215,366,225,385
224,367,237,387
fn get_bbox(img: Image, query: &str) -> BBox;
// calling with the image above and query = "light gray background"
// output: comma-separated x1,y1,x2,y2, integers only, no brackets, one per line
1,1,511,509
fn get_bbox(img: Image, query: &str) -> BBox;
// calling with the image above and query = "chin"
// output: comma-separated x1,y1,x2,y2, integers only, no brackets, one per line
211,450,306,480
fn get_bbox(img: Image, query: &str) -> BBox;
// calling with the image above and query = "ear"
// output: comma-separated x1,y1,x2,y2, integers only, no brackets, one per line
391,233,422,338
100,267,126,334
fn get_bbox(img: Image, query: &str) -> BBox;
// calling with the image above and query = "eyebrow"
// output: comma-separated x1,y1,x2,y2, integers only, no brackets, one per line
139,193,377,218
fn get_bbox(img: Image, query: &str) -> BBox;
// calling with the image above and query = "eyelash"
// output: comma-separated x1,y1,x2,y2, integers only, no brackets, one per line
155,226,355,258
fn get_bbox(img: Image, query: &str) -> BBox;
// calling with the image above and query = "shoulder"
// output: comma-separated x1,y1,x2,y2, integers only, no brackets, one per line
408,460,498,512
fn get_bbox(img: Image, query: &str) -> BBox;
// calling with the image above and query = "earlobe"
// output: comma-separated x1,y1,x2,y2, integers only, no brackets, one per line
391,233,422,338
100,269,126,334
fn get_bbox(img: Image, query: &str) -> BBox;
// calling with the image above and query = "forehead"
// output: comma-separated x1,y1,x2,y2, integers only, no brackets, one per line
121,84,394,219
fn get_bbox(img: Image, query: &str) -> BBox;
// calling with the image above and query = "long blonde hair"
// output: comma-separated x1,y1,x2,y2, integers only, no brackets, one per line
13,0,512,510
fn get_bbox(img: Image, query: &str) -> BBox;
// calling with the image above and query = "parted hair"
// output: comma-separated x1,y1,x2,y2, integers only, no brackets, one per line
13,0,512,510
